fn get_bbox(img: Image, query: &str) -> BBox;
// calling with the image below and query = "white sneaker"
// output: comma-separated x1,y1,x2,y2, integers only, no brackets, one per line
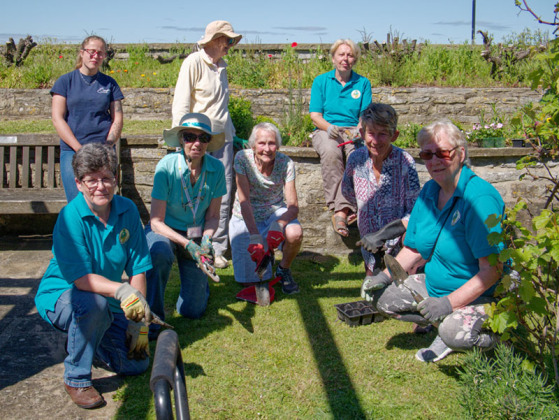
214,255,229,269
415,335,453,362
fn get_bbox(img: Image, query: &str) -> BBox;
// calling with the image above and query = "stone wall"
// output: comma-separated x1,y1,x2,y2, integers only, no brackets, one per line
4,134,550,256
0,87,542,126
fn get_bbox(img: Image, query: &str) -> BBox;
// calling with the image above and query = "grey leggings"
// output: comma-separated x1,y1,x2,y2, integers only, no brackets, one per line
372,274,497,351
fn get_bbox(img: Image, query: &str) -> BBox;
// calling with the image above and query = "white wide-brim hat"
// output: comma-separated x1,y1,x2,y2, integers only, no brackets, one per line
163,113,225,152
198,20,242,47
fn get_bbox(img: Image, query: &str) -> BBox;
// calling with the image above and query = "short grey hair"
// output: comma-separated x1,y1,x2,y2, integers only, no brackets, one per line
330,39,360,64
248,122,282,148
359,103,399,135
417,120,470,167
72,143,118,180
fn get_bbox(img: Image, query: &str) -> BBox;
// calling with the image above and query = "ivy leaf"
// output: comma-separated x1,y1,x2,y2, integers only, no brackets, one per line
488,310,517,334
518,280,536,302
526,296,548,316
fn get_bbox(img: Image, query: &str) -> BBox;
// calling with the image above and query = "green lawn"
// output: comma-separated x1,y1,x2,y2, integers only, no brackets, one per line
115,255,467,419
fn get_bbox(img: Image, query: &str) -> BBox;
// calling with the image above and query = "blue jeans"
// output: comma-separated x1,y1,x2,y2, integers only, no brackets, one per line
60,149,79,202
145,224,210,333
47,288,149,388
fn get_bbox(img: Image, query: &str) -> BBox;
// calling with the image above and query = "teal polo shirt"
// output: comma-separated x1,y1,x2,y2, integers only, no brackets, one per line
151,151,226,231
309,69,372,126
404,165,505,298
35,194,153,324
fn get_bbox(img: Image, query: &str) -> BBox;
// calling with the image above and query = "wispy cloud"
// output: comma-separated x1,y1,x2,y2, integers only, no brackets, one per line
433,20,510,32
274,26,327,32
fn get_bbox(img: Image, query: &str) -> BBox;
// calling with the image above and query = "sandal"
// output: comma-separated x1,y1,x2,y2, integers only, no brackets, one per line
332,214,349,237
347,213,357,225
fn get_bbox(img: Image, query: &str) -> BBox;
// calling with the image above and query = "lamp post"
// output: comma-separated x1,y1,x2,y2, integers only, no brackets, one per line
471,0,477,44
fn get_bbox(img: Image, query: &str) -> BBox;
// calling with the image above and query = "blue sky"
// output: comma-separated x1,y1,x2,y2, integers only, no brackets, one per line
0,0,553,45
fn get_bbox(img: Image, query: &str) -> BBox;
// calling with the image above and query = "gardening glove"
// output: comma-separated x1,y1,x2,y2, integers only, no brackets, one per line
356,219,406,254
248,234,266,264
340,127,360,142
327,124,342,139
200,234,215,262
185,240,203,265
266,221,285,250
417,296,453,323
115,282,152,323
126,321,149,360
361,272,392,300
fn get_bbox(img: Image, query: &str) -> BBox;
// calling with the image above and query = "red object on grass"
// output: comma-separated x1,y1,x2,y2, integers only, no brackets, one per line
236,276,281,304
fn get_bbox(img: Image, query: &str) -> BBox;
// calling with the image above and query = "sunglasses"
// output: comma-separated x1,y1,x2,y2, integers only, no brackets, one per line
419,146,459,161
226,37,235,46
82,49,106,58
182,131,212,144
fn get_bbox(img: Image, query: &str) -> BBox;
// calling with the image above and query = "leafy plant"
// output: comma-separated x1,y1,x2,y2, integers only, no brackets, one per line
458,344,559,419
229,95,255,140
394,122,421,148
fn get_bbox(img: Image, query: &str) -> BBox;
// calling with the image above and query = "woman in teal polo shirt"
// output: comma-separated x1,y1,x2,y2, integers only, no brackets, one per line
35,144,153,409
310,39,372,237
361,120,505,363
145,113,226,338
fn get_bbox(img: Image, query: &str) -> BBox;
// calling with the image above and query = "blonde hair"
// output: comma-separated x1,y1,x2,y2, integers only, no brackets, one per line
330,39,360,64
75,35,107,70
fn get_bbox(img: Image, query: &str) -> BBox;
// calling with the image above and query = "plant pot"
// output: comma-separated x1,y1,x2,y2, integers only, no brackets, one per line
480,137,506,148
512,139,525,148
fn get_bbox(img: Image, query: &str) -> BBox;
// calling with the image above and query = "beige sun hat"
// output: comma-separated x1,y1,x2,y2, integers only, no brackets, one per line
163,113,225,152
198,20,242,47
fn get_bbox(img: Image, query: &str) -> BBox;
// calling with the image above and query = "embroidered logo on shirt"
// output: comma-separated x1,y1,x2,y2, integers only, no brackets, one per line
451,210,461,226
97,87,110,94
119,228,130,244
351,90,361,99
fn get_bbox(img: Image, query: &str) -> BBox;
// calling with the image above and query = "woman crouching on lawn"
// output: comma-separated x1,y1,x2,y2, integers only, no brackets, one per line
229,122,303,305
362,120,505,362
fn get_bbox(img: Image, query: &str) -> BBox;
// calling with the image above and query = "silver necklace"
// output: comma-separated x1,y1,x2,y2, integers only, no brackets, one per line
79,71,98,86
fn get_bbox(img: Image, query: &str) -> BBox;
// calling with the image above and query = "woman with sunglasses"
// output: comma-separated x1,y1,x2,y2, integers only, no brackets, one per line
362,120,505,363
144,113,226,339
51,35,123,202
172,21,242,270
35,144,153,409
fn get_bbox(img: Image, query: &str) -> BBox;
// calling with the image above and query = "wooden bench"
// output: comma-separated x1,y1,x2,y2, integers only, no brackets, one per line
0,134,120,214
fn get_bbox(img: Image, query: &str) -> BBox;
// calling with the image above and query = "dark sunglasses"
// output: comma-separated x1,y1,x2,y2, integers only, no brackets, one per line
182,131,212,144
226,37,235,46
419,146,459,161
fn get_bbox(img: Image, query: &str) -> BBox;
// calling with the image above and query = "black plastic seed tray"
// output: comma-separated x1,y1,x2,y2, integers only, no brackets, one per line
334,300,382,327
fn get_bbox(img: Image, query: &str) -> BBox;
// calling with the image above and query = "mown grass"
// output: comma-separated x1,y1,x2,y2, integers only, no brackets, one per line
114,255,467,419
0,119,172,135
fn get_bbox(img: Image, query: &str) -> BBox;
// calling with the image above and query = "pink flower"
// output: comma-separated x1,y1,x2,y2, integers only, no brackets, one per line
291,42,298,47
268,54,272,58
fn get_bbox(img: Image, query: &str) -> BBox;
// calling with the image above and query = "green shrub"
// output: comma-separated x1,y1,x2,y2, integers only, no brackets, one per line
229,95,255,140
458,344,559,419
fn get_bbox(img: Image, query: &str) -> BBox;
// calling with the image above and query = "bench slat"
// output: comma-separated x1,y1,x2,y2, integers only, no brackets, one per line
9,146,17,188
47,146,55,189
0,146,5,188
22,146,30,188
35,145,43,189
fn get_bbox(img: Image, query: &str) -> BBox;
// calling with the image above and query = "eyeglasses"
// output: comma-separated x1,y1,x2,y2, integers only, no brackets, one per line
419,146,460,161
226,37,235,46
182,132,212,144
82,49,106,58
81,177,116,189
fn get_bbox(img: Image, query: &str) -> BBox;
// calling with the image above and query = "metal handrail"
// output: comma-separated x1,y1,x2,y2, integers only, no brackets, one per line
149,330,190,420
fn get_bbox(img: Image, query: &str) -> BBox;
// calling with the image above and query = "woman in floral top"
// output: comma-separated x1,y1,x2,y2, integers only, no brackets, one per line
342,103,420,277
229,123,303,304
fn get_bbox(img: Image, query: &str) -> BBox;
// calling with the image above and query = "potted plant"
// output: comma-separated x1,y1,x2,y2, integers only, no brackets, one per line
467,122,506,147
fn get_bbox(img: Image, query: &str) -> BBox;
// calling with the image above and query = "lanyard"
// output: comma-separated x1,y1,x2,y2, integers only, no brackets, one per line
177,154,206,224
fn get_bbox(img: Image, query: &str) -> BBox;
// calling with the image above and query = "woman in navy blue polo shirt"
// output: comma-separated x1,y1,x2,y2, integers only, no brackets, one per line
51,35,123,202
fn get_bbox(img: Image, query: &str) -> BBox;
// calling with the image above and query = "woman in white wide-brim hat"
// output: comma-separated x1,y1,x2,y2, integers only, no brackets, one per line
144,113,226,339
172,20,242,270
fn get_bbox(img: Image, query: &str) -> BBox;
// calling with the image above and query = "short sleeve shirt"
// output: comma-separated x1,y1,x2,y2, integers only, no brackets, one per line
232,149,295,222
34,194,152,324
51,69,124,151
404,166,505,297
309,69,372,126
151,152,227,231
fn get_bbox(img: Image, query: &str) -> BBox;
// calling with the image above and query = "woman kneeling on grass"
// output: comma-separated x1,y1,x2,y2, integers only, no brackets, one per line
35,143,152,409
362,120,505,362
229,122,303,305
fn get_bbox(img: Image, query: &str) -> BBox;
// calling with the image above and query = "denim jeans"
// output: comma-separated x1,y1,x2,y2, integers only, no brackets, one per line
47,288,149,388
60,149,78,202
145,224,210,334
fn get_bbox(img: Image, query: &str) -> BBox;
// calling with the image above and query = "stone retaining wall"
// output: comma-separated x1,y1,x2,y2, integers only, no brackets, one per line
2,134,554,256
0,87,542,126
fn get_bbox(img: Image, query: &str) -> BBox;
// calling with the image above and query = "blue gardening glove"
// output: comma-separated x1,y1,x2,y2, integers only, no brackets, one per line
126,321,149,360
417,296,453,323
115,283,152,323
356,219,406,254
327,124,342,139
185,240,203,264
200,234,214,261
361,272,392,301
266,221,284,250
